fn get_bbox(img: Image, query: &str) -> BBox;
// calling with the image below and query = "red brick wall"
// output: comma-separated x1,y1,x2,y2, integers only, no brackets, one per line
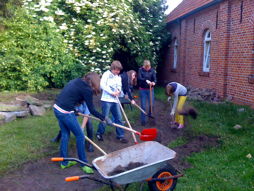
226,0,254,106
160,0,254,107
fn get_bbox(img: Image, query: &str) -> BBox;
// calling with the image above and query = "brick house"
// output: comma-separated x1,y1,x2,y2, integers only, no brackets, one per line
159,0,254,107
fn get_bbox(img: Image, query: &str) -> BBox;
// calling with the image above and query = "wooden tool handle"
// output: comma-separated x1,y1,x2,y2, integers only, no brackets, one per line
116,97,138,143
85,136,107,155
78,113,140,135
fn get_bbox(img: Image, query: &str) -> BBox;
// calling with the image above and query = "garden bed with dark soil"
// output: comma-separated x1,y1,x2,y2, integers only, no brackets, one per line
0,94,220,191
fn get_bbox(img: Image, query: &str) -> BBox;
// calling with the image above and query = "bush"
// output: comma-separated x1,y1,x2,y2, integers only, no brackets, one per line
23,0,169,71
0,9,82,91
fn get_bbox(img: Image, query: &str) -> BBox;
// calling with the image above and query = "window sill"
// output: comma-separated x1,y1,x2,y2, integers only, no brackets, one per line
198,71,210,77
248,74,254,84
171,69,177,73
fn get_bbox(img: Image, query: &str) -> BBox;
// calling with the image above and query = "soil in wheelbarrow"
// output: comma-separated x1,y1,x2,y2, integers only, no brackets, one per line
0,94,220,191
108,162,147,176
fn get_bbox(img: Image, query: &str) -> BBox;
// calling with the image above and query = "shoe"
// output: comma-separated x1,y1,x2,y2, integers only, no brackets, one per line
178,124,184,129
81,166,94,174
60,161,77,169
87,144,94,152
51,136,61,143
118,137,129,144
96,134,104,141
51,138,58,143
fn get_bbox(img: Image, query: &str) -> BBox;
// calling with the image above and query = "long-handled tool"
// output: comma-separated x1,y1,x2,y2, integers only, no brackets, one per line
116,96,138,144
149,84,153,115
168,98,178,128
148,84,156,125
78,113,157,141
85,136,107,155
127,98,154,119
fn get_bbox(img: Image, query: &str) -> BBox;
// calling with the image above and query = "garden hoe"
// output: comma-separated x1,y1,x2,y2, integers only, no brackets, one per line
127,98,154,119
78,113,157,141
168,98,178,129
116,96,138,144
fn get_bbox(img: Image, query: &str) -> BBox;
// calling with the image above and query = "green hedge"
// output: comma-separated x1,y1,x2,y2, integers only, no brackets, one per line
0,9,82,91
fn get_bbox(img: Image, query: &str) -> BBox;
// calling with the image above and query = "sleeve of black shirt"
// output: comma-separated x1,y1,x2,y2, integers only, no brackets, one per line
138,68,146,81
152,69,157,84
83,90,105,121
121,73,133,100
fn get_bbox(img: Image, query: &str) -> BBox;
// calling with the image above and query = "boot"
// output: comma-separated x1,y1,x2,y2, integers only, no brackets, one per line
51,131,61,142
87,143,94,152
86,120,94,152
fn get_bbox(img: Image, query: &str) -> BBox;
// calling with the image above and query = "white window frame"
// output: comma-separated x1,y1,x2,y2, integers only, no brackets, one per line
173,39,178,69
203,30,211,72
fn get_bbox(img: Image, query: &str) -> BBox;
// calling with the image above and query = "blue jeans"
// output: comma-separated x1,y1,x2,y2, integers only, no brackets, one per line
96,101,124,138
139,88,154,123
54,108,87,166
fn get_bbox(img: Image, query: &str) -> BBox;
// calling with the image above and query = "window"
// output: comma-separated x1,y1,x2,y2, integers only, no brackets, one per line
173,39,178,69
203,30,211,72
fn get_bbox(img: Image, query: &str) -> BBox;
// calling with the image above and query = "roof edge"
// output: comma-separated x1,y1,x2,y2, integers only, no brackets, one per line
167,0,223,24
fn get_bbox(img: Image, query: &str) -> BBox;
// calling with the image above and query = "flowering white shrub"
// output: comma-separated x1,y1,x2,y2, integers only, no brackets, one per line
22,0,169,72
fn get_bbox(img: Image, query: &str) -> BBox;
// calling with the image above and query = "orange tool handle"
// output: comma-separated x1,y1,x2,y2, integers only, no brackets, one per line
51,157,64,162
65,176,80,182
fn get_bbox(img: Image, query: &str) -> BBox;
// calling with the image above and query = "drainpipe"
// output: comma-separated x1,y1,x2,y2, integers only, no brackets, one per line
223,0,231,98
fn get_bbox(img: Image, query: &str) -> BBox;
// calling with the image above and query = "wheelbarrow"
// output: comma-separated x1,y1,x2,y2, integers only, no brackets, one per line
51,141,183,191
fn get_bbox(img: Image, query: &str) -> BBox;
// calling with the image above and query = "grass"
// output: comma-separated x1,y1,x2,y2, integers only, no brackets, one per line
168,137,188,148
99,87,254,191
0,90,140,176
0,111,59,174
177,100,254,191
154,86,167,101
0,88,254,191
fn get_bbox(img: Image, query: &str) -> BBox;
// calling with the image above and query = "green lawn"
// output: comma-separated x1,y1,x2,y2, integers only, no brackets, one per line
0,111,59,174
177,100,254,191
155,87,254,191
0,88,253,191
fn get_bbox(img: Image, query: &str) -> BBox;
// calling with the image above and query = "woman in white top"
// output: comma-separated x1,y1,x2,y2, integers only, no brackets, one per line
165,82,187,129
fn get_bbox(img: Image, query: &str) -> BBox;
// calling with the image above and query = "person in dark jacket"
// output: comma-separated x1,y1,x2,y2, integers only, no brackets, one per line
127,70,137,93
120,71,136,105
137,60,157,126
53,72,112,174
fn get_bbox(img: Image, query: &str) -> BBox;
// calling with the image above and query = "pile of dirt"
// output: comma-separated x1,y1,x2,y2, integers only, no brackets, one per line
108,162,146,176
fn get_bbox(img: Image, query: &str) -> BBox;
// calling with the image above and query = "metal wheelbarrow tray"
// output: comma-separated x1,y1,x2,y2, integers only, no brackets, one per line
92,141,176,185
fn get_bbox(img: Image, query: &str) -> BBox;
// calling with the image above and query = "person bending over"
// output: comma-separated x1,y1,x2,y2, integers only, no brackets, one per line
165,82,187,129
53,72,112,174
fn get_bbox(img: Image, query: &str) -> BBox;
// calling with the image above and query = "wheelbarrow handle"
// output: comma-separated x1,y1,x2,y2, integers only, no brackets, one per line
65,175,119,187
51,157,94,168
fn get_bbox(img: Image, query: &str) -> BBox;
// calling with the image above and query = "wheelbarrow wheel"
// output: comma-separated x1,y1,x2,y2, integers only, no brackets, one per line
148,164,177,191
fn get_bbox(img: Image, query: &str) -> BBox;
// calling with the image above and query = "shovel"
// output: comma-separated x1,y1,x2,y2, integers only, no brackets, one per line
127,98,154,119
78,113,157,141
116,96,138,144
148,84,156,125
